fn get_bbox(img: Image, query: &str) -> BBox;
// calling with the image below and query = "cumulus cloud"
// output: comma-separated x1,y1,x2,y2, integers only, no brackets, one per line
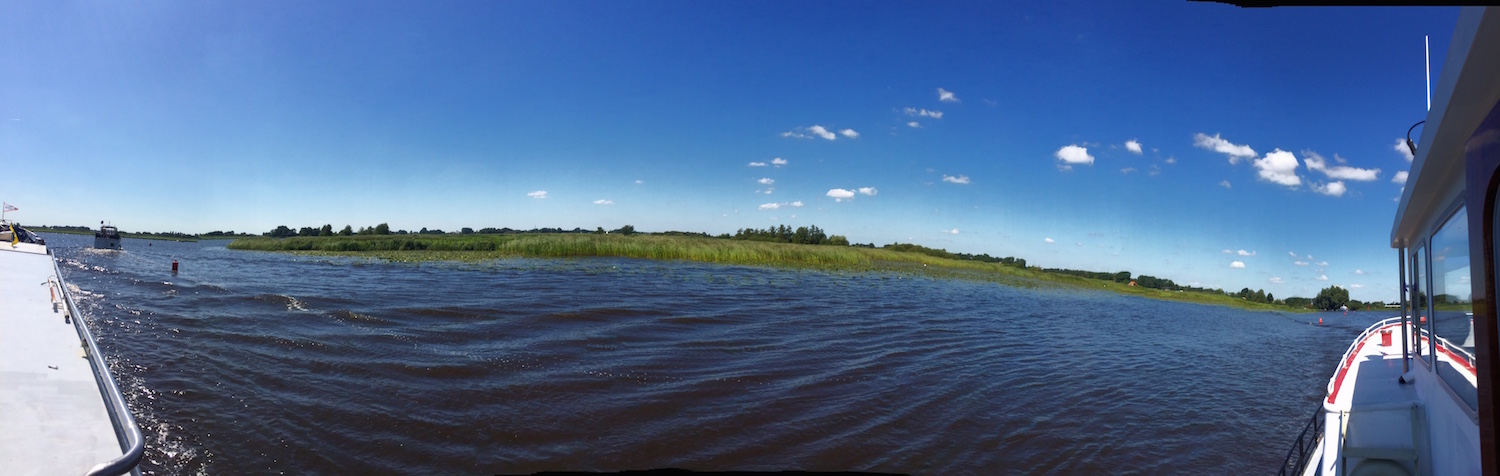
1222,249,1234,254
1304,151,1379,181
1220,180,1232,189
904,107,944,119
907,121,921,128
1230,261,1246,269
758,203,781,210
772,158,787,166
634,180,644,184
947,228,960,234
1237,250,1255,256
1270,277,1284,284
1193,133,1258,164
758,178,775,185
827,189,856,201
1394,138,1414,162
938,87,959,103
1354,269,1366,275
1317,261,1329,266
748,161,767,167
783,125,838,140
840,129,859,139
790,201,804,207
1289,251,1299,258
1165,157,1177,164
858,187,878,196
1121,167,1138,174
1055,145,1094,165
1125,140,1143,155
1294,261,1309,266
1317,275,1329,281
527,190,548,199
1350,284,1365,289
593,199,614,205
1393,171,1408,184
1253,149,1302,187
942,174,971,184
1312,181,1347,197
1045,237,1055,243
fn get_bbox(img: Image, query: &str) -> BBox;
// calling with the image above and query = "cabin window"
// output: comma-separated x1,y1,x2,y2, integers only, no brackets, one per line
1432,205,1477,410
1413,245,1428,365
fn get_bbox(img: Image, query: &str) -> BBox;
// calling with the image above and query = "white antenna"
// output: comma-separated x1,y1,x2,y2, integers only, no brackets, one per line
1426,35,1431,111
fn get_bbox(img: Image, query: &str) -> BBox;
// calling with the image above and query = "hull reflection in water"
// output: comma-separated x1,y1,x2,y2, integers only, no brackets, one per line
50,233,1363,474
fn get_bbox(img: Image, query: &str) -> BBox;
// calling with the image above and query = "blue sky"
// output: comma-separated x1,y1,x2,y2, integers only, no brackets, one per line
0,2,1461,302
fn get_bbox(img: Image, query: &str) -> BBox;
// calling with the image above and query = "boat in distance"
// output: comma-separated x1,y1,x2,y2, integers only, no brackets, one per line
0,229,144,473
1280,7,1500,475
94,223,121,250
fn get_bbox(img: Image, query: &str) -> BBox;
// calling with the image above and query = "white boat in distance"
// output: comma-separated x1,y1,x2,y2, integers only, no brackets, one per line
94,223,121,250
1281,7,1500,476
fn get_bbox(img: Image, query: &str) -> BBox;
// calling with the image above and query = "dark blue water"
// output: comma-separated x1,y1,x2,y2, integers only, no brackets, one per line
46,233,1384,474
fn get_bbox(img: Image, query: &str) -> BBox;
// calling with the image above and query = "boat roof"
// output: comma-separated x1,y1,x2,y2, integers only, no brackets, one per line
1392,7,1500,248
0,244,139,472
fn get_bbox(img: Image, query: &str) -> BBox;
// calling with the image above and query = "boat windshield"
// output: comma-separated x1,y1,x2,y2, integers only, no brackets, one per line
1432,205,1477,409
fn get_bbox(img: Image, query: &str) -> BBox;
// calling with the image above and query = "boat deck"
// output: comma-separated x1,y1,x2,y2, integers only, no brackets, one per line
1326,323,1416,411
0,244,131,472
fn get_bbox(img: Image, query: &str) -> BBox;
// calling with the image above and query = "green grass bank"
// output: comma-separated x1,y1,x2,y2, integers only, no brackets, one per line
227,233,1306,312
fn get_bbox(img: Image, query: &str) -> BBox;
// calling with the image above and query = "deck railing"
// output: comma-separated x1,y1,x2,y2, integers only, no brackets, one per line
1325,316,1406,398
51,251,145,476
1277,403,1325,476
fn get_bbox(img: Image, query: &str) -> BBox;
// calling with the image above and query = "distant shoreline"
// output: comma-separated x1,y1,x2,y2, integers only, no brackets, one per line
34,227,201,242
228,233,1307,313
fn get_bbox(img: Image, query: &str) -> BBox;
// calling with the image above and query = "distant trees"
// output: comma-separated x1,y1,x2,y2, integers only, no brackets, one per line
267,225,295,238
320,224,333,236
612,225,636,235
339,225,353,236
1313,285,1350,311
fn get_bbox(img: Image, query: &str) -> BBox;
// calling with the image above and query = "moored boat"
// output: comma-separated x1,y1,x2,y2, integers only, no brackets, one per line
1281,6,1500,475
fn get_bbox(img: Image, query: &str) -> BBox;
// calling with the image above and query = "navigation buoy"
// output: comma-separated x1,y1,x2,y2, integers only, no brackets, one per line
1319,317,1323,326
171,260,178,273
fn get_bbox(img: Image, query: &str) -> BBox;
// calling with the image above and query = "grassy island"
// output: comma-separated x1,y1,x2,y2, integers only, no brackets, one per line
227,233,1310,313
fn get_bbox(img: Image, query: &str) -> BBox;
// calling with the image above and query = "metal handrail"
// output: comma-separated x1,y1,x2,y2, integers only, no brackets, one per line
1325,316,1405,397
50,250,145,476
1276,403,1325,476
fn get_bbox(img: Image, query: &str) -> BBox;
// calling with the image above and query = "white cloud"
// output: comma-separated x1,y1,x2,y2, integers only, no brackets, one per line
1230,261,1246,268
907,121,921,128
1219,180,1232,189
1121,167,1138,174
1354,269,1366,275
1294,261,1309,266
857,187,878,196
1237,250,1255,256
1393,171,1408,184
947,228,960,235
1350,284,1365,289
757,178,775,185
1316,275,1329,281
1317,261,1329,266
904,107,943,119
1055,145,1094,165
783,126,837,140
593,199,614,205
1253,149,1302,187
1304,151,1379,181
840,129,859,139
1222,250,1234,254
772,158,787,166
1125,140,1143,155
937,87,959,103
827,189,856,201
758,203,781,210
527,190,548,199
1193,133,1258,164
1394,138,1414,162
1045,237,1055,243
790,201,804,207
942,174,971,184
1270,277,1284,284
634,180,644,184
1289,251,1300,258
1312,181,1347,197
748,161,767,167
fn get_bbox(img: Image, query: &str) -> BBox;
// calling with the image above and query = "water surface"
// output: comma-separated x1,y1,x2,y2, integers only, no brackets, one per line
48,233,1378,474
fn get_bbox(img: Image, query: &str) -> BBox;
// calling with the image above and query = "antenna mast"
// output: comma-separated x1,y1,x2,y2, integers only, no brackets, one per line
1426,35,1431,111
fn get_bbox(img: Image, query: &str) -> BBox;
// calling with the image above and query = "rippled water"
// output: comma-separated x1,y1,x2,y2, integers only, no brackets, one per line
46,233,1386,474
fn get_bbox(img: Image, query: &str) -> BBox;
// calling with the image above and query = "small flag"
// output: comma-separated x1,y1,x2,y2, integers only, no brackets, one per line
2,203,15,212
